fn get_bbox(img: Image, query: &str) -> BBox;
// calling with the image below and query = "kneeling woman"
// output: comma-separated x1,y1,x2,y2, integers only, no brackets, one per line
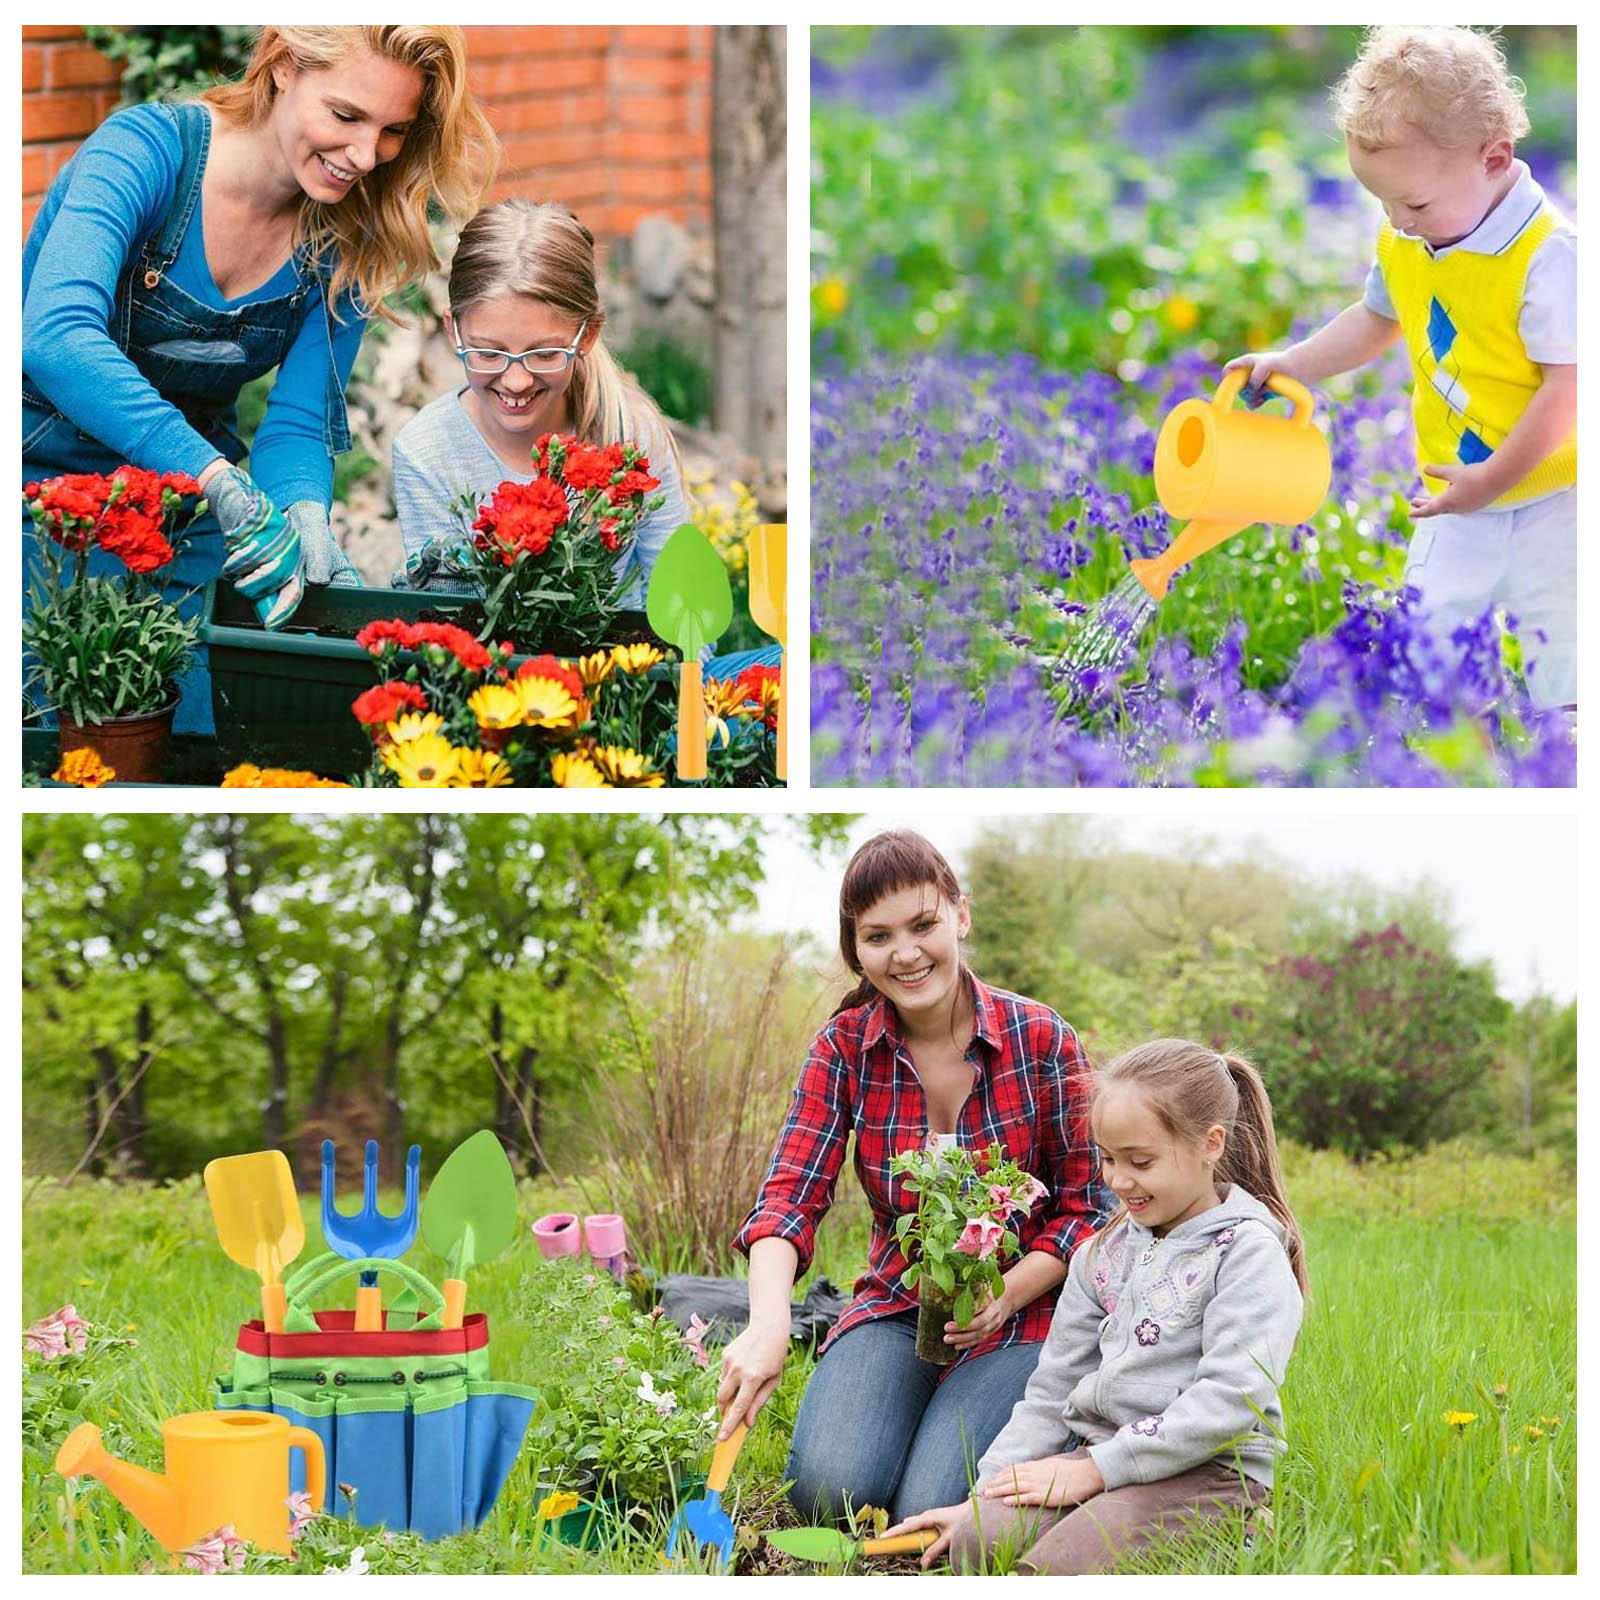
717,830,1109,1521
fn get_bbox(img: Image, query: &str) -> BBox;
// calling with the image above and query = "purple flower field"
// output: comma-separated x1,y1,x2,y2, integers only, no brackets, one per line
811,350,1575,787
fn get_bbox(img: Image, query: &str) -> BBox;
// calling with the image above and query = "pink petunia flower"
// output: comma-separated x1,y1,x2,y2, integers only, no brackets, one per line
954,1218,1004,1259
1014,1174,1049,1210
179,1524,248,1573
285,1490,318,1542
987,1183,1014,1212
23,1304,89,1361
683,1313,712,1369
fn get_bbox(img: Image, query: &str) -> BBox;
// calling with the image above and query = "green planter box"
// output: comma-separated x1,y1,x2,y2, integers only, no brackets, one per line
199,582,659,777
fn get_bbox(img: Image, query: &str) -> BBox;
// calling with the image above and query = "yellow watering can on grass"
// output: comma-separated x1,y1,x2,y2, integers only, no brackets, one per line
1130,368,1331,600
56,1410,325,1555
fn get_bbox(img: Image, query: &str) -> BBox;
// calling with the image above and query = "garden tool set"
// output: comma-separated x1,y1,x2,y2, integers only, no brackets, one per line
647,523,734,780
1129,368,1332,600
58,1131,535,1545
746,522,787,781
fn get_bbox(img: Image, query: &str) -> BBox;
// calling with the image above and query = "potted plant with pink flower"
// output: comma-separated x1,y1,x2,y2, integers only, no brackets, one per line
889,1143,1048,1365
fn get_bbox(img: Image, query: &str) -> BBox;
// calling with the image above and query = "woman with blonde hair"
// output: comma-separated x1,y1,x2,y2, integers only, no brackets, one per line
22,26,495,731
392,198,779,677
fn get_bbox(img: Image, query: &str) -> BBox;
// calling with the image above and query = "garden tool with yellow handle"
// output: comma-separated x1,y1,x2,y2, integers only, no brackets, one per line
1129,368,1331,600
765,1526,939,1564
203,1149,304,1334
746,522,787,781
421,1129,520,1330
321,1139,421,1331
664,1421,749,1567
648,524,733,781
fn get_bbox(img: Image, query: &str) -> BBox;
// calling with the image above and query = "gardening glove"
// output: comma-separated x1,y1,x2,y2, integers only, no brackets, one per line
392,534,477,592
288,500,360,587
210,466,303,630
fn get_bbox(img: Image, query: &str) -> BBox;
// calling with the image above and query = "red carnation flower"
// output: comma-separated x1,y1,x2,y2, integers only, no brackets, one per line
516,653,584,700
352,681,428,729
355,619,420,655
605,466,660,506
472,478,570,563
562,441,625,492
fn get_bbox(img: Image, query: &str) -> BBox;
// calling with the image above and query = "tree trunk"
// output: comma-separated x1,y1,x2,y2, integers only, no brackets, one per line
711,25,786,465
83,1074,102,1178
514,1044,543,1178
264,1009,289,1151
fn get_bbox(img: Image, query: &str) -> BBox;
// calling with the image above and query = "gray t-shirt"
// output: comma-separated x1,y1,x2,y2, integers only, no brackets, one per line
390,387,688,610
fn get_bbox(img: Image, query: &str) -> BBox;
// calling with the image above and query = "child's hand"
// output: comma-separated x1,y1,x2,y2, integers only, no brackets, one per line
978,1452,1104,1509
1411,462,1499,519
1223,351,1301,408
882,1502,971,1568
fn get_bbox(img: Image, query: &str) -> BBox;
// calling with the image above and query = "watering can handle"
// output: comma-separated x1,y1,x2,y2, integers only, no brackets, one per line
287,1425,326,1515
284,1252,448,1328
1215,366,1316,427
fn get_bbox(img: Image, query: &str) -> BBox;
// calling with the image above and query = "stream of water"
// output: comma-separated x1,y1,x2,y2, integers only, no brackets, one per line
1052,568,1159,687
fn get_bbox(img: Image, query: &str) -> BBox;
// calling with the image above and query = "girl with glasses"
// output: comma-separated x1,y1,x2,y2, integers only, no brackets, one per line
393,199,779,679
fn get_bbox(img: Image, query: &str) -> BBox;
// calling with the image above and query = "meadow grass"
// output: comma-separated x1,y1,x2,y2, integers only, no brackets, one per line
21,1145,1573,1574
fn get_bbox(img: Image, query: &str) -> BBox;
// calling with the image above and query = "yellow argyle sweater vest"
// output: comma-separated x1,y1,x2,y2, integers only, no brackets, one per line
1377,205,1576,506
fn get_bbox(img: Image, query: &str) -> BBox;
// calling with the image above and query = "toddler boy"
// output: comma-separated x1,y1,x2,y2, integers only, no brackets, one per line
1231,26,1576,709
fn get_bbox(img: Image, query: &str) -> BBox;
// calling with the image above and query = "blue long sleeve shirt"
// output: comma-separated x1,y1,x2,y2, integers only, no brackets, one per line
22,102,365,509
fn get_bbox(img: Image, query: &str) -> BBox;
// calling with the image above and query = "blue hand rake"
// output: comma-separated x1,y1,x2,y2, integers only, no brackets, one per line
320,1139,421,1331
664,1422,748,1568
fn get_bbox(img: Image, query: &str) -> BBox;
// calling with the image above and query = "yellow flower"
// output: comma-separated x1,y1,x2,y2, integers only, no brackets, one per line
816,276,849,316
575,649,616,688
706,715,732,749
589,745,665,787
704,677,754,720
53,748,117,787
468,683,525,733
516,674,581,730
1164,294,1200,332
1540,1416,1562,1428
610,642,666,675
1444,1411,1478,1431
386,711,445,744
538,1492,581,1519
550,751,607,788
221,764,347,788
381,734,461,787
451,748,514,787
1526,1425,1544,1439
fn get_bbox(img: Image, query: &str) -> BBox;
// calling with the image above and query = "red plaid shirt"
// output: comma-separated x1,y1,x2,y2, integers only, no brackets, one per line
734,975,1107,1365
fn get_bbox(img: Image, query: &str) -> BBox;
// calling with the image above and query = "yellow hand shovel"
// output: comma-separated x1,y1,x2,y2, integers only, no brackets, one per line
1130,368,1331,600
746,523,787,780
203,1150,305,1334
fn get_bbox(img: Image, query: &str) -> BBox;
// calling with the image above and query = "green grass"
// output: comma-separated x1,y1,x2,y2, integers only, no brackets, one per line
21,1146,1574,1574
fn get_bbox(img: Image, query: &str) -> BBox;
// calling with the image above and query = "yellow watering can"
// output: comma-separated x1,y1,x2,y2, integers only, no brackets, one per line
1129,368,1331,601
55,1410,325,1556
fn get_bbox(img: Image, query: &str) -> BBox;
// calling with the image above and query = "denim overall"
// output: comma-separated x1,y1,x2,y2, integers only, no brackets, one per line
23,102,352,735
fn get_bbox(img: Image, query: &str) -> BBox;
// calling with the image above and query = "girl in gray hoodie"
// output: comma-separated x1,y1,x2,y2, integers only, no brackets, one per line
886,1039,1307,1574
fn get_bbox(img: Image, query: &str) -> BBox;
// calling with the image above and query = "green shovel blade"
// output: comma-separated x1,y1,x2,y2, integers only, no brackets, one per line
647,524,733,659
421,1130,519,1279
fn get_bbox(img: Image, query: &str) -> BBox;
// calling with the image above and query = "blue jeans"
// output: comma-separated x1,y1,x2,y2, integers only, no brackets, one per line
786,1313,1043,1523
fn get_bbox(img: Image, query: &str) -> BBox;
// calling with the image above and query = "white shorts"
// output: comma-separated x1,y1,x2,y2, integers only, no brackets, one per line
1404,486,1577,708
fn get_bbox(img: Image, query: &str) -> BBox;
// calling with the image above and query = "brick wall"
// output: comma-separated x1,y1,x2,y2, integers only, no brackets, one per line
22,25,713,240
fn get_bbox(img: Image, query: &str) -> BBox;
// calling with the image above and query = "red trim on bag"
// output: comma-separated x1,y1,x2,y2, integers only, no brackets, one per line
234,1310,491,1358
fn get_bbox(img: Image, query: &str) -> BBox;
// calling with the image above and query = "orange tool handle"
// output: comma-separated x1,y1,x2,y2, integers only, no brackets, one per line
707,1421,749,1494
862,1530,938,1556
775,653,786,782
287,1425,326,1515
441,1277,467,1332
354,1284,383,1332
260,1281,288,1335
677,658,707,781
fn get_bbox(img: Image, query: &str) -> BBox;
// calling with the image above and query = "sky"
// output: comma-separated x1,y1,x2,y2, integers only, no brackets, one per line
756,808,1580,1004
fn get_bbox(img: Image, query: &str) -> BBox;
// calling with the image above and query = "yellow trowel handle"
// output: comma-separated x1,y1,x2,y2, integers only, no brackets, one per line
863,1530,938,1556
708,1421,749,1494
677,658,707,781
261,1282,288,1335
1217,366,1316,427
441,1277,467,1332
354,1284,383,1333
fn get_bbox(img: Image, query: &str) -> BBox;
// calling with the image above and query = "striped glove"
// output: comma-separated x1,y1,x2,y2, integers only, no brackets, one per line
289,500,360,587
210,466,303,629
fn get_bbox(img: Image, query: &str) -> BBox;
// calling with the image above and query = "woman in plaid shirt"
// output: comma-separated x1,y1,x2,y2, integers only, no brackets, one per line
717,830,1108,1521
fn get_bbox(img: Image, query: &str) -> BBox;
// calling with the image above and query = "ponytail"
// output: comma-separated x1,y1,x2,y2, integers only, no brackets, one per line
1219,1054,1308,1295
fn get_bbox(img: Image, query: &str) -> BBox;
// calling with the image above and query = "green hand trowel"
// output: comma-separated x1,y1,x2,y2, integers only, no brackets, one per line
420,1130,520,1330
766,1526,938,1565
646,524,733,781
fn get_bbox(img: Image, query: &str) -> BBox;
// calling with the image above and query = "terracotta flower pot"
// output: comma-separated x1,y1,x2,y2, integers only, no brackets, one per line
58,692,178,784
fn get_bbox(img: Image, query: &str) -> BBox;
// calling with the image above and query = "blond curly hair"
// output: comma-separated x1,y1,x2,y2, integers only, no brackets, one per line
1333,26,1530,150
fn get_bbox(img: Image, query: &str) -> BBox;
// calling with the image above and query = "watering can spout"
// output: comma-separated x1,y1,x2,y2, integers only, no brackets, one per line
1130,519,1250,600
56,1422,185,1550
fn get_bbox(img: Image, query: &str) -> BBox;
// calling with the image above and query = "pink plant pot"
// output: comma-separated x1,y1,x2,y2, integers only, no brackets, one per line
583,1214,627,1262
531,1213,582,1259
